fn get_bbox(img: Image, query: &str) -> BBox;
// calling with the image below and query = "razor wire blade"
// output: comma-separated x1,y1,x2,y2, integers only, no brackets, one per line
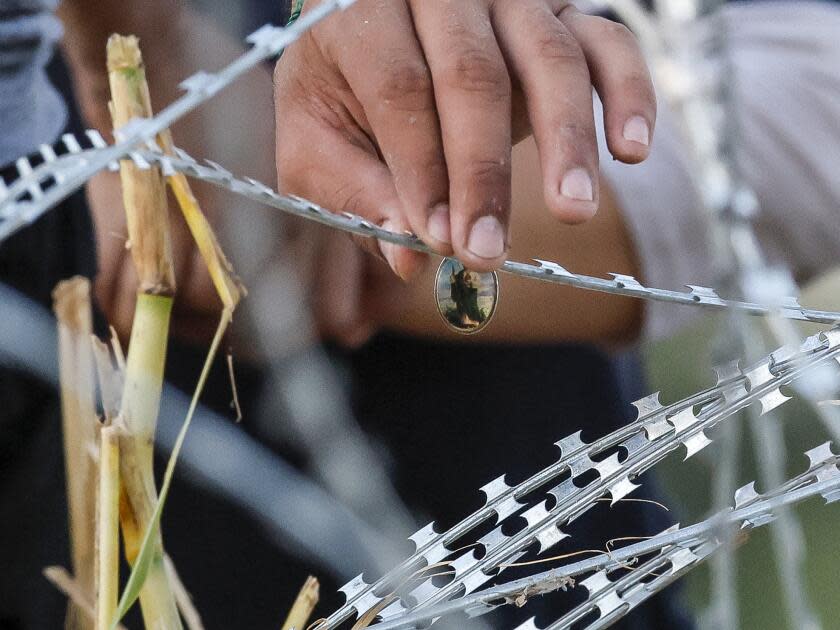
367,441,840,630
3,133,838,327
303,328,840,629
0,2,357,239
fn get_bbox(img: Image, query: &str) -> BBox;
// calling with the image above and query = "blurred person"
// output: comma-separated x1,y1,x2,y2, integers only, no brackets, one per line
5,1,839,630
274,0,840,628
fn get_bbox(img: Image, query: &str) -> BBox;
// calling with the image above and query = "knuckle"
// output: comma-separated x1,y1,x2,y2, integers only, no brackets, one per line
549,119,598,152
558,120,596,140
621,70,655,99
593,17,637,47
440,48,511,101
463,158,511,210
533,22,583,62
336,183,370,218
375,58,435,111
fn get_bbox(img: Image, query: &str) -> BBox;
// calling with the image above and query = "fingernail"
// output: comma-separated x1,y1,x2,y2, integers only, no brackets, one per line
427,204,451,245
467,215,506,260
623,115,650,146
379,221,399,274
561,168,594,202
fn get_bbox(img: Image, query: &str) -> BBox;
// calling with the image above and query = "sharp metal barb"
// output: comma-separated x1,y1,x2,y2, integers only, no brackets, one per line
315,330,840,628
0,0,360,239
366,444,840,630
3,138,840,329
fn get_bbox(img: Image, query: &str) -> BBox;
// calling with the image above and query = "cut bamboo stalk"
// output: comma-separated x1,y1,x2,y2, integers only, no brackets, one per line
53,277,99,630
97,427,121,630
107,33,182,630
106,31,245,630
282,576,320,630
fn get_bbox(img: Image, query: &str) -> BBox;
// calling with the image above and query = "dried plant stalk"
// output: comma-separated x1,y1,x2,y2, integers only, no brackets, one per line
107,35,175,295
158,128,244,311
282,576,320,630
53,277,99,630
97,426,121,630
107,34,181,630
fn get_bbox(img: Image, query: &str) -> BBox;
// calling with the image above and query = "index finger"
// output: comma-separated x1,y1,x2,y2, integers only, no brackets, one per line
410,0,513,272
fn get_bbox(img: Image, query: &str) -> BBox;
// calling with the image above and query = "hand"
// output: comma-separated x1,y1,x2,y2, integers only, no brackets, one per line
313,138,644,347
274,0,655,278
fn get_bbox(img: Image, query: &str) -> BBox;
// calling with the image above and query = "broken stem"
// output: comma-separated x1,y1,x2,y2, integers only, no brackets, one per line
97,427,121,630
108,33,181,630
53,277,98,630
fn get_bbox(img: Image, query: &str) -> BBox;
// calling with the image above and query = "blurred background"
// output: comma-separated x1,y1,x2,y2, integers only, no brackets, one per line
648,272,840,629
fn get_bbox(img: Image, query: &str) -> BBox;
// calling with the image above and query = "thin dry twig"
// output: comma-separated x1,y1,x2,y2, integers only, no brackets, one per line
227,352,243,422
351,594,398,630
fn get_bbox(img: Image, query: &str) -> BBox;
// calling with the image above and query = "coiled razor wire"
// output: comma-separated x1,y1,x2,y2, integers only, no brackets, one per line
365,441,840,630
289,328,840,629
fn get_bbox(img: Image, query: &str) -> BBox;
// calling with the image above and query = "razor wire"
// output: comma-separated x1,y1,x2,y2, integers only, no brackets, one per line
364,440,840,630
0,1,358,242
298,328,840,629
4,132,839,329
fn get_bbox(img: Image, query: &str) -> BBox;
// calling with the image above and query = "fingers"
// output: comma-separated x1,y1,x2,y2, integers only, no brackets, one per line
560,10,656,164
410,0,513,272
275,62,426,280
283,136,425,281
279,0,656,280
492,0,599,223
314,231,377,348
324,0,453,253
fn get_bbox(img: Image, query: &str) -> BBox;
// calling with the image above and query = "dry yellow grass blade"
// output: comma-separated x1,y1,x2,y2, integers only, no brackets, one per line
282,576,320,630
351,595,399,630
97,427,121,630
164,554,206,630
158,129,245,311
43,567,128,630
53,277,99,630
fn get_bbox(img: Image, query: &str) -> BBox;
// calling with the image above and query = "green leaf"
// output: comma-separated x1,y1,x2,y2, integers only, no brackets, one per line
111,311,232,629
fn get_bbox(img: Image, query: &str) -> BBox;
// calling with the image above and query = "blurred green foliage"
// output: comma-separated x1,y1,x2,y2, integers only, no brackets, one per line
642,272,840,629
